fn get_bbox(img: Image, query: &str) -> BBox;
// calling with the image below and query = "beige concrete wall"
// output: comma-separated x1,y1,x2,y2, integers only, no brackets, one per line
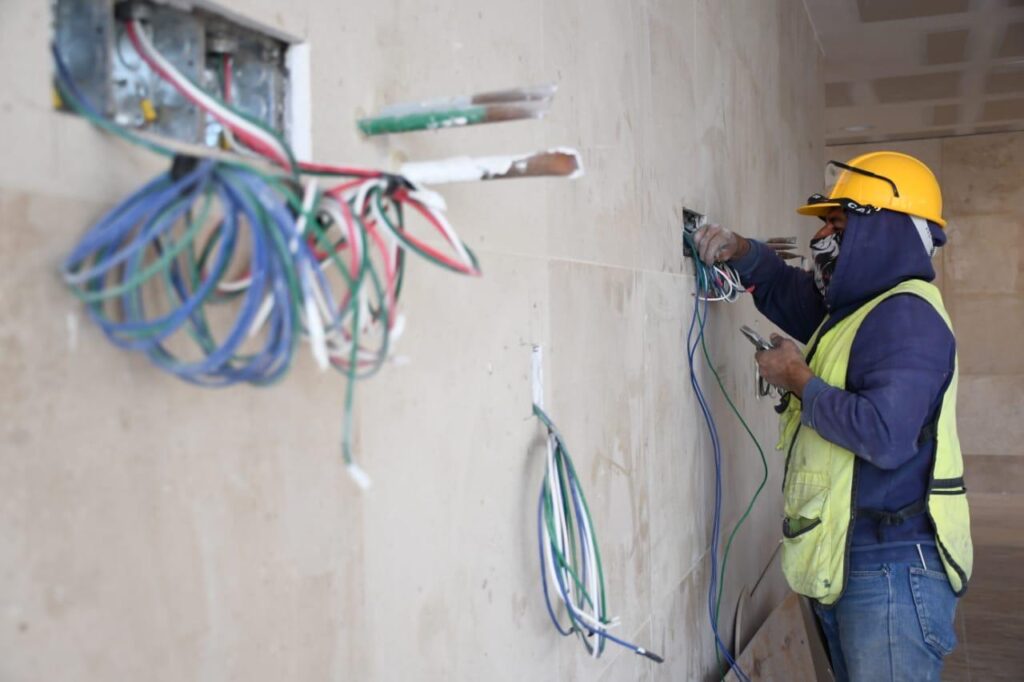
0,1,822,680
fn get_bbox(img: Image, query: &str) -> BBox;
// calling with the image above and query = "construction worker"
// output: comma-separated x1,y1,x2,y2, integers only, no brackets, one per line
694,152,972,682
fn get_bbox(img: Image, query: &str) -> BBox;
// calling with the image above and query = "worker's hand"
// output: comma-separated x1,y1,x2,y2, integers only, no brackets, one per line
755,334,815,398
693,224,750,265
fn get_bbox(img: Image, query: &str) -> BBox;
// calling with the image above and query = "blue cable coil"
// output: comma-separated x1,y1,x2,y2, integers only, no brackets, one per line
61,160,339,387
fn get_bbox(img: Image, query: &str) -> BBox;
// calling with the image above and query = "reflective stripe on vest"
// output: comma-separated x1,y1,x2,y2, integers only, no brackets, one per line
776,279,973,605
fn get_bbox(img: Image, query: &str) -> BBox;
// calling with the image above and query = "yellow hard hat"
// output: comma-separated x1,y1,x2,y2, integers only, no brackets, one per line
797,151,946,227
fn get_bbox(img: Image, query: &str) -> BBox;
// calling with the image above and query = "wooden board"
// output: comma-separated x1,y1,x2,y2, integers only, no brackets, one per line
723,592,832,681
734,587,749,655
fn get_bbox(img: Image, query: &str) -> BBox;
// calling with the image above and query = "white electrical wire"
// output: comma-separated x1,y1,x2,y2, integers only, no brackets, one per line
534,403,662,663
56,23,483,493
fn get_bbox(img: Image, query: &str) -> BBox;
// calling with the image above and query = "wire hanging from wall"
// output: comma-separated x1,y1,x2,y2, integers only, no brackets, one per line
681,218,771,681
53,16,486,489
686,290,751,682
530,347,664,665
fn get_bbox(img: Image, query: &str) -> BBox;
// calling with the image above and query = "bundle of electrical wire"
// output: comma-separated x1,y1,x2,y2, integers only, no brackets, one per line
534,404,663,664
54,18,480,489
682,228,747,302
686,293,751,681
679,218,764,681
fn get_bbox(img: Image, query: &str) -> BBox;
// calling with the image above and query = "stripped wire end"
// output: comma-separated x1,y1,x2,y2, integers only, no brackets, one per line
346,462,372,491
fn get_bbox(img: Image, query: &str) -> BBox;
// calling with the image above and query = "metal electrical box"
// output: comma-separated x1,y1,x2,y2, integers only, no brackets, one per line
681,207,705,258
53,0,291,146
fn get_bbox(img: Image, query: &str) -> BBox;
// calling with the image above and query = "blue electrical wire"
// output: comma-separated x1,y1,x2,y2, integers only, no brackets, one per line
686,291,751,682
534,406,664,663
55,38,309,388
60,158,341,387
52,38,475,489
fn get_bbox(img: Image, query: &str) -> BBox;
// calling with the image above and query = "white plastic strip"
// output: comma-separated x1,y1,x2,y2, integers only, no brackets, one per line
399,148,584,185
531,345,544,409
284,42,313,161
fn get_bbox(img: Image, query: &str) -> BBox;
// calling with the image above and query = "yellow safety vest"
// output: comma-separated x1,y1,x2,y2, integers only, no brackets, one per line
777,279,972,605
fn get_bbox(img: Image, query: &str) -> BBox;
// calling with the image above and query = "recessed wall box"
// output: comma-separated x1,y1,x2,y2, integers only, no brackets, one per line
53,0,299,147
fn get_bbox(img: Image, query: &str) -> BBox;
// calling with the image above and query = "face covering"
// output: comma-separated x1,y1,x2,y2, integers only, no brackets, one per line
810,232,842,296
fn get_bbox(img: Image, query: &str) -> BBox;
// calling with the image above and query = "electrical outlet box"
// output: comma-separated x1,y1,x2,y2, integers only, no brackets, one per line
53,0,299,147
681,208,705,258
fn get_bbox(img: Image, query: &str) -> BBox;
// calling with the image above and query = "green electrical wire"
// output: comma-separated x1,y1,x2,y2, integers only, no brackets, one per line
694,299,769,677
55,39,479,489
357,106,489,136
682,224,769,676
74,185,216,304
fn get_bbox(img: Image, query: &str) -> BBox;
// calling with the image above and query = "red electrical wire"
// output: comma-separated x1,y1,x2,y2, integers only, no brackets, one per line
222,54,232,104
393,189,481,276
299,161,383,179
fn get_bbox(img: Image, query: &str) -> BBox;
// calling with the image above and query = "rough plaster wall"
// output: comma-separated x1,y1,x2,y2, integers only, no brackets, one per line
0,1,822,680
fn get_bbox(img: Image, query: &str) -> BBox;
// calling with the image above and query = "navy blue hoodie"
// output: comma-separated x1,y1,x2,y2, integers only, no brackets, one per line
731,210,955,554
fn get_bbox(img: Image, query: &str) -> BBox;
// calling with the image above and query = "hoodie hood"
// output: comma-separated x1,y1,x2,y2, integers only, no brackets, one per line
825,209,947,314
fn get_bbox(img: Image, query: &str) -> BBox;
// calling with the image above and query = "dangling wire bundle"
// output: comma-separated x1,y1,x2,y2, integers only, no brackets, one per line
53,17,481,489
678,220,770,679
686,294,749,681
61,159,306,386
534,404,663,664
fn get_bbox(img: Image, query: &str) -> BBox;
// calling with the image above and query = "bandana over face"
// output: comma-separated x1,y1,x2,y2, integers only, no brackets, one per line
810,232,842,296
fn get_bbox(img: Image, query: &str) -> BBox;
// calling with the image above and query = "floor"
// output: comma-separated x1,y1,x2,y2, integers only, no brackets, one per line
944,493,1024,681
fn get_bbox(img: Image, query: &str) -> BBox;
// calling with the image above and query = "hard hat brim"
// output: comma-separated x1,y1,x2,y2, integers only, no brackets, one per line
796,201,842,217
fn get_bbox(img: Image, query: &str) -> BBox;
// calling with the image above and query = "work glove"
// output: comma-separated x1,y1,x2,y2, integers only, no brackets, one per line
693,224,750,265
755,334,815,397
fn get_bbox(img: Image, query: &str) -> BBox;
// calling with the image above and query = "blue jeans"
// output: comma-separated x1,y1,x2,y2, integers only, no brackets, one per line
813,545,959,682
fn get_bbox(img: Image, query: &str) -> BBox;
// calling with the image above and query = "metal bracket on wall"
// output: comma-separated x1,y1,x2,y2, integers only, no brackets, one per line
764,236,806,269
681,207,706,258
54,0,291,146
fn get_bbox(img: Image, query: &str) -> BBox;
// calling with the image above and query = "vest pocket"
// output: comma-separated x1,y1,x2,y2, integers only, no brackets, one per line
781,471,831,598
783,516,821,538
927,486,973,595
783,471,830,530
